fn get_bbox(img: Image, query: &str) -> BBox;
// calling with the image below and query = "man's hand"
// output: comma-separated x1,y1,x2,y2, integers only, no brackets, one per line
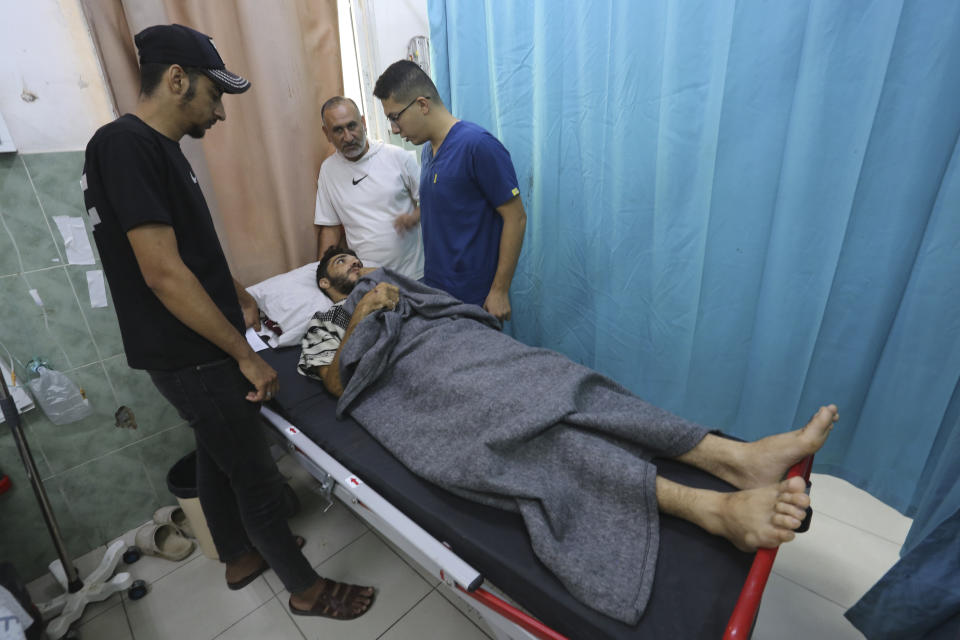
393,212,419,234
358,282,399,313
237,352,279,402
483,288,511,323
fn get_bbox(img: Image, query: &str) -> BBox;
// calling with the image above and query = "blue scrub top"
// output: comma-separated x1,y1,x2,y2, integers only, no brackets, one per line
420,121,520,305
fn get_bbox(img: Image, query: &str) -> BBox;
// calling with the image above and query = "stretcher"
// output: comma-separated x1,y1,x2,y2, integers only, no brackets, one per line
257,346,812,639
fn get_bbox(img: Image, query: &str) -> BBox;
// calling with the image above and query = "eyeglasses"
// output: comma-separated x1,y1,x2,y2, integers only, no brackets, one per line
386,96,428,123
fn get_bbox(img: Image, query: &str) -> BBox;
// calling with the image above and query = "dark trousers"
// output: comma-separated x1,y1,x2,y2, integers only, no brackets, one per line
148,358,317,593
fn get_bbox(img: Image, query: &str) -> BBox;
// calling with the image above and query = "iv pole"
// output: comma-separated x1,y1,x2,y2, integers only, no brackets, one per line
1,371,131,639
0,373,81,591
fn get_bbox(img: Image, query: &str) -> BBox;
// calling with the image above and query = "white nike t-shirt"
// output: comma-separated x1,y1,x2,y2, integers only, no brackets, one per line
314,140,423,279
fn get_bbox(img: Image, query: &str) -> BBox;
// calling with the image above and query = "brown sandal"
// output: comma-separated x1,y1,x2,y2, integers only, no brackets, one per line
226,535,305,590
288,578,375,620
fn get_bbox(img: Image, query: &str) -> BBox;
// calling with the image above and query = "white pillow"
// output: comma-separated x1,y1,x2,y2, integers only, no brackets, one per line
246,261,332,348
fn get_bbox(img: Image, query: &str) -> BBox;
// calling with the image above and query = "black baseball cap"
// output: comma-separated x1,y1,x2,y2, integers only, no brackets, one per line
134,24,251,94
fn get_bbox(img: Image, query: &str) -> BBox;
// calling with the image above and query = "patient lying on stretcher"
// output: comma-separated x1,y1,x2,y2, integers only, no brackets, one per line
297,247,837,623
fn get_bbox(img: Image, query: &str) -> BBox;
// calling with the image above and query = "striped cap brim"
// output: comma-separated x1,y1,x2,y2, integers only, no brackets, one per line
202,68,251,94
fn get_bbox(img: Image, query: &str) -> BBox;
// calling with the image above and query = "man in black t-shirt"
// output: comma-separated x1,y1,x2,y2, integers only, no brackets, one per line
82,24,373,619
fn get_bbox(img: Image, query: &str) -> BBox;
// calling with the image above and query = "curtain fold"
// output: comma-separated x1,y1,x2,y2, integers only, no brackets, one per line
429,1,960,634
80,0,343,284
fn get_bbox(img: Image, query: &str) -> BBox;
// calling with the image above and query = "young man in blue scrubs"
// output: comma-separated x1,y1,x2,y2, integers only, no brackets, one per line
373,61,527,322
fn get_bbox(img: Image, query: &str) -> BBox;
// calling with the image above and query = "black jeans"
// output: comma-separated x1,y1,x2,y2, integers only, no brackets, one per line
148,358,317,593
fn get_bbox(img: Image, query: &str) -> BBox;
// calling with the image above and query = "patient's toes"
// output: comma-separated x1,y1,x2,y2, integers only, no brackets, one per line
772,512,801,530
775,501,806,522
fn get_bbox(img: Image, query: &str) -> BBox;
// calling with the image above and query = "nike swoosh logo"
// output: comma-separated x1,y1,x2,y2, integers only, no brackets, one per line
352,175,368,185
190,172,198,184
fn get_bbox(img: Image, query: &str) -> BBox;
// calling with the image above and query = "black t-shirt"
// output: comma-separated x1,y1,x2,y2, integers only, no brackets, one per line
82,114,244,370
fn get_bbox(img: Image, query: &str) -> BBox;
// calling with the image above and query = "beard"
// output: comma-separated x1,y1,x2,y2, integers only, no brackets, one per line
328,273,358,295
341,135,368,160
186,124,207,139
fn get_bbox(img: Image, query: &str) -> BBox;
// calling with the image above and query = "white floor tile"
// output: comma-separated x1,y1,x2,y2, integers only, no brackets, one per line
753,573,865,640
810,473,913,545
381,589,492,640
370,529,441,588
772,511,900,608
214,597,306,640
75,599,132,640
263,497,369,594
285,531,434,640
124,554,273,640
435,582,496,639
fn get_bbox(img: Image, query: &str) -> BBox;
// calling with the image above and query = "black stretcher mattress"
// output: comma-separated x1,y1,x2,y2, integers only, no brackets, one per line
261,347,754,640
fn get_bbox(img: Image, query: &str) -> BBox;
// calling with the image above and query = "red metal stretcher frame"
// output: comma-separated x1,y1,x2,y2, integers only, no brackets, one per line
261,405,813,640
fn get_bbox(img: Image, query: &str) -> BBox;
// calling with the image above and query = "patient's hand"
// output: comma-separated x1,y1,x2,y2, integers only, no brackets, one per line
358,282,399,314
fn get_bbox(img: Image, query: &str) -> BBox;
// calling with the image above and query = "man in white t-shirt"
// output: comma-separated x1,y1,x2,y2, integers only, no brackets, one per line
314,97,423,279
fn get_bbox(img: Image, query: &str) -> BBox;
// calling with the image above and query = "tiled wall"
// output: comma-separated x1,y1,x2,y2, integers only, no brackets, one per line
0,151,195,581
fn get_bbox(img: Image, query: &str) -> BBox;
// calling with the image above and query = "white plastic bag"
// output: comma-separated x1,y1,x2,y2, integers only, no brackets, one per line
27,366,92,425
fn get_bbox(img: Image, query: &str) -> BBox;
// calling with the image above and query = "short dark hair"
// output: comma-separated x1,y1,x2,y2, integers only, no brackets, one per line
320,96,361,124
139,62,203,97
373,60,440,105
316,246,358,287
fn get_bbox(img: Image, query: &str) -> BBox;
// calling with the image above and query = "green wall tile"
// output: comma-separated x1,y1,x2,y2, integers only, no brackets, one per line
0,413,51,479
0,225,20,276
25,362,141,475
0,454,103,581
21,153,97,268
102,356,183,436
136,424,194,504
0,273,64,371
21,152,87,217
66,266,124,359
4,267,100,370
0,155,62,271
50,444,161,546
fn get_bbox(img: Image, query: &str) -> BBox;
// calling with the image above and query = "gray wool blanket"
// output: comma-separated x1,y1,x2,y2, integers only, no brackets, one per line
333,269,708,624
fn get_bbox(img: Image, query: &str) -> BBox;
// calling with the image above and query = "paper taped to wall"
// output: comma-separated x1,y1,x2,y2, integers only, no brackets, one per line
53,215,95,265
86,269,108,308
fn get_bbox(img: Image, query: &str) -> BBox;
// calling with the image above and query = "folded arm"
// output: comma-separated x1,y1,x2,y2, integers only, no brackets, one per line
318,282,398,397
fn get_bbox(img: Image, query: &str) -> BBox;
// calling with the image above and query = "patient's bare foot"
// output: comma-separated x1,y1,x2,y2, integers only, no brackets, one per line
732,405,838,489
703,476,810,551
681,405,838,491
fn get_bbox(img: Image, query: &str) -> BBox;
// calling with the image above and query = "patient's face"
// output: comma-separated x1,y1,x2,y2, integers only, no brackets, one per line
324,253,363,295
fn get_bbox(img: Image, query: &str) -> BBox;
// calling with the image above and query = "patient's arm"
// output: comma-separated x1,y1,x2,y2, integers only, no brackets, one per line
319,282,399,397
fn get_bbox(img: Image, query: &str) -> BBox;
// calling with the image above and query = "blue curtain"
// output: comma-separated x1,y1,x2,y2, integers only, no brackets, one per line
428,0,960,635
